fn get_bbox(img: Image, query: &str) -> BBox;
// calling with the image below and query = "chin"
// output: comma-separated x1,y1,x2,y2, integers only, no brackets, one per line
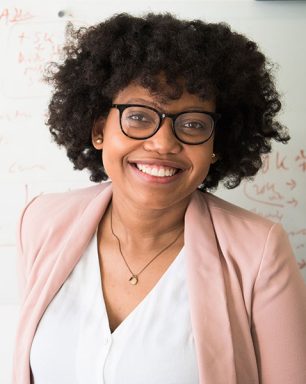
133,190,191,211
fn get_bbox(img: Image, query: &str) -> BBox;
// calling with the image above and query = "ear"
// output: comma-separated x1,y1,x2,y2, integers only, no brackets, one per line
92,117,105,150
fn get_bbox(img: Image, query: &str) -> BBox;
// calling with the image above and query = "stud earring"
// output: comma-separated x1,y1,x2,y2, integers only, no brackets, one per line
95,138,103,144
211,153,216,159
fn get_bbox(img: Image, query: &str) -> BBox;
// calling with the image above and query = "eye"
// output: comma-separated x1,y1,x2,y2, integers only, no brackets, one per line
123,107,157,128
176,112,212,136
127,113,151,122
182,121,206,130
179,120,209,133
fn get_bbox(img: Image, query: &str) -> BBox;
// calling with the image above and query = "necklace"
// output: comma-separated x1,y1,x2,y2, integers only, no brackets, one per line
110,205,183,285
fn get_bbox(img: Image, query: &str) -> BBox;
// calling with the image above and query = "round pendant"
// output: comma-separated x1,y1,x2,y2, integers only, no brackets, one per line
129,275,138,285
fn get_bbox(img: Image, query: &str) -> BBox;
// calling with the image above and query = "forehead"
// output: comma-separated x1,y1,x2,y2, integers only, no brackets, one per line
113,83,216,112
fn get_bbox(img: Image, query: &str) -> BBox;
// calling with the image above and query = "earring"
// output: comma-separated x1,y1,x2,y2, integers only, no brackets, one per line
211,153,216,159
95,138,103,144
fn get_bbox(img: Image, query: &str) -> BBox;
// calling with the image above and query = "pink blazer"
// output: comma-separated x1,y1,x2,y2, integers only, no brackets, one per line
13,182,306,384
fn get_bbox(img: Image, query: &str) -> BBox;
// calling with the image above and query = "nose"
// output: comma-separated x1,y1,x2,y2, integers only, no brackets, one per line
143,118,182,155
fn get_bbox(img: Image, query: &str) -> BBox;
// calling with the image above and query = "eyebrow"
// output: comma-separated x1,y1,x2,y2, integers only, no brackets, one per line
124,98,209,113
125,98,163,109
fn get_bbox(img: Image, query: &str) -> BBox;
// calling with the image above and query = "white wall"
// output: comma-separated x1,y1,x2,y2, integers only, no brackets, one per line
1,1,306,382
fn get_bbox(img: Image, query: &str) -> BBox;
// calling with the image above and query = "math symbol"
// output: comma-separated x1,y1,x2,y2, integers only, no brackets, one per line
286,179,296,190
295,149,306,172
276,152,289,170
261,154,270,174
286,198,298,207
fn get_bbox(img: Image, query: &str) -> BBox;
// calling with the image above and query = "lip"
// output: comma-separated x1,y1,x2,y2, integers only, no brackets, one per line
128,160,186,184
128,158,188,171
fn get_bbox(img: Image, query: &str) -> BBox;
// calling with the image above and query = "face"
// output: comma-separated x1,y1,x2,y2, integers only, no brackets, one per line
92,83,217,211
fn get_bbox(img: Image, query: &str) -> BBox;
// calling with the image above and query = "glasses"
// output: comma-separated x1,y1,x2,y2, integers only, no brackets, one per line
111,104,221,145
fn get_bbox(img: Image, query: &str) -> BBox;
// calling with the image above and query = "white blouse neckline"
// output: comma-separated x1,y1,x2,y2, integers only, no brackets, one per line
30,231,199,384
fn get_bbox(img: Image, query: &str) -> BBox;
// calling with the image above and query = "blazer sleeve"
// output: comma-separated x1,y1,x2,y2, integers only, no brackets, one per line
251,223,306,384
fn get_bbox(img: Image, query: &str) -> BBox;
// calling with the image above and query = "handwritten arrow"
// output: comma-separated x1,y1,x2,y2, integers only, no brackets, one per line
287,198,298,207
286,179,296,190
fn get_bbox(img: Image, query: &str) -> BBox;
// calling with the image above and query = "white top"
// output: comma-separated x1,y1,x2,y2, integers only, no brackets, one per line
30,232,199,383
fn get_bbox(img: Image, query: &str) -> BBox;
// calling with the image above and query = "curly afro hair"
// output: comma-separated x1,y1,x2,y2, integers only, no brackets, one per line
45,12,289,190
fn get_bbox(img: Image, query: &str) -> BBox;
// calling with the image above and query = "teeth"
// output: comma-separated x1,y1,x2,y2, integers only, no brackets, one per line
136,164,178,177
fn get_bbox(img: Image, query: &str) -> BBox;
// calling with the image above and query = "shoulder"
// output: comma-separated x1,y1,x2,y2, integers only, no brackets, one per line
25,183,108,214
201,191,274,232
195,190,285,259
23,182,111,219
17,182,110,253
195,192,296,295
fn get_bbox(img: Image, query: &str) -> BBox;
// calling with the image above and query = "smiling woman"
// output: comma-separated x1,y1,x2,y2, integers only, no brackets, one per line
13,12,306,384
92,83,217,210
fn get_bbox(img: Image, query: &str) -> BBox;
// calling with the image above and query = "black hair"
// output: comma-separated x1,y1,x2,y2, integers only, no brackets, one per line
45,12,289,190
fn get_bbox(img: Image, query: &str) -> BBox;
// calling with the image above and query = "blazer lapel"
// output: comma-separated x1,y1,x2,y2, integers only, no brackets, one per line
185,191,237,384
38,183,113,311
14,183,113,384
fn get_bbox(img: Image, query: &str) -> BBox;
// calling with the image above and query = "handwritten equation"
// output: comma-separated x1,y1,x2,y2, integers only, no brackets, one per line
244,149,306,208
2,20,66,98
238,149,306,272
0,7,34,24
0,110,32,122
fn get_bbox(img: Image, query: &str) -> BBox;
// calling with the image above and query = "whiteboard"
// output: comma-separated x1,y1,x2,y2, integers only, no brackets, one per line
1,0,306,287
0,1,306,382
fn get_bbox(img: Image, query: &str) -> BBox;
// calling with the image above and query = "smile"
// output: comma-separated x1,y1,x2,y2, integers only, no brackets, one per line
135,163,179,177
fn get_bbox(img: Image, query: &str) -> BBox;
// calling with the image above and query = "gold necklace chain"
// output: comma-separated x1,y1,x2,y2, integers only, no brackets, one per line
110,205,183,285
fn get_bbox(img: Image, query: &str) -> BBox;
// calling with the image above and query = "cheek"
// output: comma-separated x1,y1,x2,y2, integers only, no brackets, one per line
191,145,214,166
189,147,214,180
101,130,136,177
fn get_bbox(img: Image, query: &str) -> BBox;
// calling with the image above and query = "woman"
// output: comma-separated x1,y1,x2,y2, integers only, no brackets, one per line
13,13,306,384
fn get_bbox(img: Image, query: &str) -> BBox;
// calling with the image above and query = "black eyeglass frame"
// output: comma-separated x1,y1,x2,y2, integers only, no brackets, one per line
111,103,221,145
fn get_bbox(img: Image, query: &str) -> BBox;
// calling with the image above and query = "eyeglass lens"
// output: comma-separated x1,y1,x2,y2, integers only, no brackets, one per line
121,106,214,144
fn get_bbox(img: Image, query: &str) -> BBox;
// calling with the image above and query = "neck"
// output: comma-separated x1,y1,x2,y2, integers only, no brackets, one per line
108,189,190,249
